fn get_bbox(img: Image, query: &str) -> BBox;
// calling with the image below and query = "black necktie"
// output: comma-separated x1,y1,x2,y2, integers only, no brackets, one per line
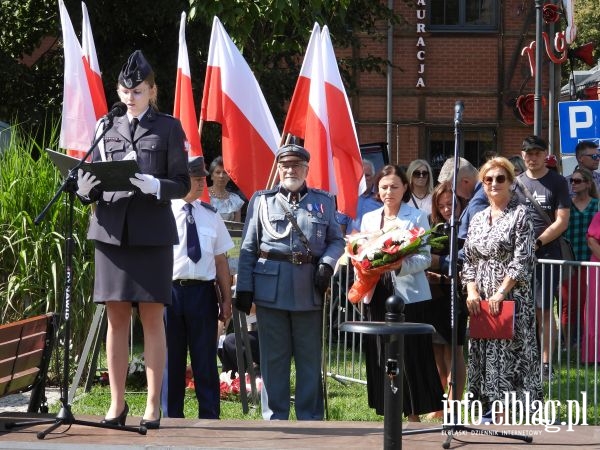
183,203,201,263
130,117,139,139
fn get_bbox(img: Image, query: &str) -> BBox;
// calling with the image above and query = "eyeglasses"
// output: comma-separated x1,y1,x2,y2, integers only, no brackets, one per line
413,170,429,178
483,174,507,185
570,178,586,185
582,153,600,161
278,162,307,171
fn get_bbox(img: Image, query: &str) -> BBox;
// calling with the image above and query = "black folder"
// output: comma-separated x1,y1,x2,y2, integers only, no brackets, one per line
45,148,140,192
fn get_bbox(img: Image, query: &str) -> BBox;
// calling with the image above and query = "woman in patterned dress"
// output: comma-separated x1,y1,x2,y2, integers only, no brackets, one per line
208,156,245,222
463,157,542,419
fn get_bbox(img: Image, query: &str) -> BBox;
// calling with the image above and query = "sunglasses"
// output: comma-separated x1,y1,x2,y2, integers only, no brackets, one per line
413,170,429,178
582,153,600,160
570,178,586,185
483,174,507,185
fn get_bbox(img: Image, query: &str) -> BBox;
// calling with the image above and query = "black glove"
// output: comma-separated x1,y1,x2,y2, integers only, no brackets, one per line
235,291,253,315
314,263,334,295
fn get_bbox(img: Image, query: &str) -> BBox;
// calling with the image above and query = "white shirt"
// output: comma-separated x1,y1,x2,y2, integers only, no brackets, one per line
171,199,234,281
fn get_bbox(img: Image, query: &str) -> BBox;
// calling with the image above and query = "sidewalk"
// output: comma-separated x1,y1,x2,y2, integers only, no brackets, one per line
0,388,61,413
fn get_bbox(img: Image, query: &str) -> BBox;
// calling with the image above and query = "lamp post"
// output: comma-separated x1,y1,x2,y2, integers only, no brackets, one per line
534,0,543,136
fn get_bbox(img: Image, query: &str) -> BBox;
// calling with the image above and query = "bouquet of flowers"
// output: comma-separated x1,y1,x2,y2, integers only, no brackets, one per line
346,224,446,304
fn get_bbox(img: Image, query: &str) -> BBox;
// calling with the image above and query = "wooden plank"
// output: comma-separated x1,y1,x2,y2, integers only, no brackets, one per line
0,314,54,398
4,367,39,394
0,339,21,361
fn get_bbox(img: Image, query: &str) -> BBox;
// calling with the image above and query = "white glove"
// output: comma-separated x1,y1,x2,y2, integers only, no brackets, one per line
129,173,159,195
77,169,100,197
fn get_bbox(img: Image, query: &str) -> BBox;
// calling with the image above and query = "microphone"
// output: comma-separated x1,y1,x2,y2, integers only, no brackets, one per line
454,101,464,126
103,102,127,122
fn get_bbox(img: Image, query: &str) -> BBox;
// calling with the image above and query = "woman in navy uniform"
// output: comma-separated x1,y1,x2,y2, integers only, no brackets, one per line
76,50,190,428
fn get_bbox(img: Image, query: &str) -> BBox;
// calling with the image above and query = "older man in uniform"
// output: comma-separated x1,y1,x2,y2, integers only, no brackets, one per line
235,144,345,420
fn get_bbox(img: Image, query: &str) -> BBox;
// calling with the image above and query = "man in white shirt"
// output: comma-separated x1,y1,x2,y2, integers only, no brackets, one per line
161,156,234,419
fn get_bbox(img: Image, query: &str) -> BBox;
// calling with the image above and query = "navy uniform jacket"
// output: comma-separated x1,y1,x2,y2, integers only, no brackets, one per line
86,109,190,246
236,185,345,312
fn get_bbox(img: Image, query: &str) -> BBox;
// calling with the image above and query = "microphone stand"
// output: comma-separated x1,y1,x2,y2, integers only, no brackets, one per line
7,117,146,437
440,101,531,448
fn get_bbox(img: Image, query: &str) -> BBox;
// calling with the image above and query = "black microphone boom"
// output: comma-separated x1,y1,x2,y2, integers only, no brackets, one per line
103,102,127,122
454,101,464,126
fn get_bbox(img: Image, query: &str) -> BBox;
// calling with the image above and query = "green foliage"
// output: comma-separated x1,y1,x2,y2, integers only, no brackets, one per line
573,0,600,69
1,0,400,148
0,123,96,377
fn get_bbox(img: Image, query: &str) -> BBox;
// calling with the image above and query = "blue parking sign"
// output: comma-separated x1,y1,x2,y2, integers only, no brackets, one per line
558,100,600,154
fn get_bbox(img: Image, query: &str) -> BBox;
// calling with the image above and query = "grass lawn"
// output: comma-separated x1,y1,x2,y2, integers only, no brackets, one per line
60,342,598,425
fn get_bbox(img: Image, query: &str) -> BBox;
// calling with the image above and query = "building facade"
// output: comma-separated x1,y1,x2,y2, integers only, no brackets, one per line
350,0,559,174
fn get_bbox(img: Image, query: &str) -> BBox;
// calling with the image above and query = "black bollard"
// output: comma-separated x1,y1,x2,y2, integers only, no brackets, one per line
383,295,405,450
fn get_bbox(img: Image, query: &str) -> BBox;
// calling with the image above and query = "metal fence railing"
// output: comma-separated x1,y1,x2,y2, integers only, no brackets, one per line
325,257,600,425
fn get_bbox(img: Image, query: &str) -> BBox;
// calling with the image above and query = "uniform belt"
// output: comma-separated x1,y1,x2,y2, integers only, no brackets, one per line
173,279,214,286
259,250,317,265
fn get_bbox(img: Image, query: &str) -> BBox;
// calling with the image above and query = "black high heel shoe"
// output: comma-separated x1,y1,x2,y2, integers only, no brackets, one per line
101,402,129,426
140,411,161,430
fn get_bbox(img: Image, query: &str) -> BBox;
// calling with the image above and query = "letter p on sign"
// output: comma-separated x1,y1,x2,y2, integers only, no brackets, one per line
569,105,593,138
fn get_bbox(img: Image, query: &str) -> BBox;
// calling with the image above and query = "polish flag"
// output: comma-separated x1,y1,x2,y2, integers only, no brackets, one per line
58,0,98,159
174,11,207,201
283,24,364,218
81,2,107,122
200,16,279,200
174,12,202,157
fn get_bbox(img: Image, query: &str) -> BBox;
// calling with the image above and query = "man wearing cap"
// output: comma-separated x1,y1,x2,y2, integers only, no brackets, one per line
565,140,600,195
162,156,234,420
515,135,571,381
75,49,189,428
235,144,345,420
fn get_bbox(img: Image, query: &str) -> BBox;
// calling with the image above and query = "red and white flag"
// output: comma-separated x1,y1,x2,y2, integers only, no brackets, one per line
174,11,207,201
200,16,279,200
59,0,98,159
174,11,202,157
283,24,364,218
81,2,107,122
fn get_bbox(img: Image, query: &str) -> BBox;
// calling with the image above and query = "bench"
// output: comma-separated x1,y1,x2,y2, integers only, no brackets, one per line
0,313,56,413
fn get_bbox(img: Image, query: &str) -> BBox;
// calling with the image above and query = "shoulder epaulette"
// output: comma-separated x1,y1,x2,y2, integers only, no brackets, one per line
255,187,278,196
309,188,334,198
153,110,176,120
199,201,218,213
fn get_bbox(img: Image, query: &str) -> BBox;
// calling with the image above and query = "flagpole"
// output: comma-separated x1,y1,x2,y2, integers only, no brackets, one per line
266,133,291,189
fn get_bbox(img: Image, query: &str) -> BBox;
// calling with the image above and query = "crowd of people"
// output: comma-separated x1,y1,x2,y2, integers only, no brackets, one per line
74,48,600,427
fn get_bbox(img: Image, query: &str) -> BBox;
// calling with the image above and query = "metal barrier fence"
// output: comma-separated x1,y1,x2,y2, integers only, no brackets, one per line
325,257,600,424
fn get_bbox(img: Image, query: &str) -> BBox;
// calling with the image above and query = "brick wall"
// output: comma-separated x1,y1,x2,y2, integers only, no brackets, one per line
350,0,558,166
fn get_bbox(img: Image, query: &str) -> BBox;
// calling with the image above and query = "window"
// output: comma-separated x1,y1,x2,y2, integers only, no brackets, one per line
428,128,497,179
430,0,498,31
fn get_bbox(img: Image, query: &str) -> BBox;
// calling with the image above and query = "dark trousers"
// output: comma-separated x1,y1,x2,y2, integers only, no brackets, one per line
256,306,323,420
161,281,219,419
220,330,260,376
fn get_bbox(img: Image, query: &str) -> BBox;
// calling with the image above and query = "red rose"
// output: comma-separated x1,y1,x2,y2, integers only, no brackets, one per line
360,258,372,269
542,3,560,24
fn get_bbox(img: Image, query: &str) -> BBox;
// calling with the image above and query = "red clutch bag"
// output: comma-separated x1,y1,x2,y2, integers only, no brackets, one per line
469,300,515,340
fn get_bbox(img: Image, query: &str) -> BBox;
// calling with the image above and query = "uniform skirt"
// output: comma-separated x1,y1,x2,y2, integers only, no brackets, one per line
93,241,173,305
